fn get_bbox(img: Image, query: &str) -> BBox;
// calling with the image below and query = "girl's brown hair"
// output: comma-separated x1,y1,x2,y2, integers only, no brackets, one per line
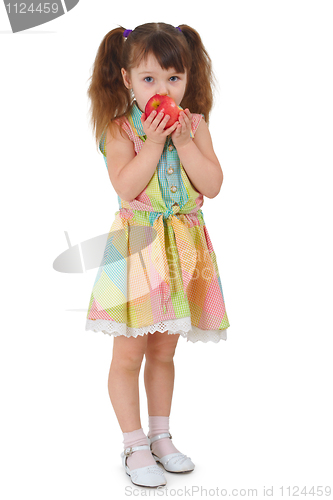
87,22,216,150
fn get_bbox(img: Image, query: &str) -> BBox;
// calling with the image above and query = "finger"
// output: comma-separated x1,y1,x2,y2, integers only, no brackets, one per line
157,114,172,131
181,116,191,133
151,111,166,130
173,123,182,135
179,112,189,126
183,110,192,123
182,110,192,125
178,114,186,130
165,120,179,134
146,109,157,124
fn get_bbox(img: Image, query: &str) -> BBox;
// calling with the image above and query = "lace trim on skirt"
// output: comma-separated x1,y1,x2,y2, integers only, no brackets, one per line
85,317,227,344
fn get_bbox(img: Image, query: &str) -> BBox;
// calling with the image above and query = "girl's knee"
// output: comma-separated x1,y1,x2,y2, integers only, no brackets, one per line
145,332,180,363
112,334,147,370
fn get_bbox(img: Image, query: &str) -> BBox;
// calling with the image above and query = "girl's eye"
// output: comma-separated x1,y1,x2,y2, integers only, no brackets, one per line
170,76,179,82
144,77,153,83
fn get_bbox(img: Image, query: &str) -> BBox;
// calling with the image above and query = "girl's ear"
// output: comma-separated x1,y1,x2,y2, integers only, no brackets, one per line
121,68,131,89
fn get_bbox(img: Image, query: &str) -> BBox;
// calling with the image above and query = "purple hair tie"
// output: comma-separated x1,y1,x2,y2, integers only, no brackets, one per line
123,29,132,38
176,26,182,32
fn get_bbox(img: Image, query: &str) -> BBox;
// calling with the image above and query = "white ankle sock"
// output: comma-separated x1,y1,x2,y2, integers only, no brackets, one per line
122,428,156,470
148,416,180,458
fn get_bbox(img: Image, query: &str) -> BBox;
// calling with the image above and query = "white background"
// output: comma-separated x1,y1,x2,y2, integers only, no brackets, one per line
1,0,332,498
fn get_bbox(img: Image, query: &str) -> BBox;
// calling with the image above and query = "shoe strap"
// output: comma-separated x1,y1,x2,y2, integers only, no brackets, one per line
124,444,150,456
149,432,172,444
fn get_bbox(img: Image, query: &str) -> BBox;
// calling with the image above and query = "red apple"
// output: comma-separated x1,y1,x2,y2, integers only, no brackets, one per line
144,94,181,129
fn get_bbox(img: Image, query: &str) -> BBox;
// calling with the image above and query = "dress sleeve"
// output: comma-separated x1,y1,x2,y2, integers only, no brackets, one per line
191,113,204,137
98,117,133,158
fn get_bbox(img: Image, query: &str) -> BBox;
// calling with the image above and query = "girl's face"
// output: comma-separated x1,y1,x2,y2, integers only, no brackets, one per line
121,53,187,113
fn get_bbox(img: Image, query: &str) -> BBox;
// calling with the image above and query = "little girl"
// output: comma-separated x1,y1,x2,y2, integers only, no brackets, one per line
85,22,230,488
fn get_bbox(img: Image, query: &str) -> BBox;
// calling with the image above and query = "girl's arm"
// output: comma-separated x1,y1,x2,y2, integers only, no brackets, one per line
106,123,161,201
106,112,178,201
173,113,223,199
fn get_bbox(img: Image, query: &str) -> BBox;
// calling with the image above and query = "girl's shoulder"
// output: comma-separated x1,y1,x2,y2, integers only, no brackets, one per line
113,114,133,137
99,115,133,157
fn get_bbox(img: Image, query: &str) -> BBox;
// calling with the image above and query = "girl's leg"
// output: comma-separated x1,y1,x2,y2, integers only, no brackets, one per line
144,331,180,417
144,331,181,458
108,333,148,433
108,333,158,470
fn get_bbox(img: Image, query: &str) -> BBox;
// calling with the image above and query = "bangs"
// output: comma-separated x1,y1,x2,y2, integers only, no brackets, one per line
131,34,191,74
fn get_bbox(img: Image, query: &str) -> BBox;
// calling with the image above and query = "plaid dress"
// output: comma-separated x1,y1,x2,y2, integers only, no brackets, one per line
85,100,230,343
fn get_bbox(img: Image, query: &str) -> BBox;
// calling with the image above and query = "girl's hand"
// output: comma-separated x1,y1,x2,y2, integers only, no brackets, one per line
171,109,193,149
141,110,179,145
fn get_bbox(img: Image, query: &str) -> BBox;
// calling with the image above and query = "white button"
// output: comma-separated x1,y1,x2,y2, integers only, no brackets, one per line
167,167,174,175
168,145,174,151
170,185,177,193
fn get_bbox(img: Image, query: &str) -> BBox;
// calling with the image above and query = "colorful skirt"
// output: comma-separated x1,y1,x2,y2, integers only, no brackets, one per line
85,203,230,343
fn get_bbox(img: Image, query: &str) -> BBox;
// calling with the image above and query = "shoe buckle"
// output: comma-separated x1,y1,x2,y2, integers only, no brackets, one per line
124,447,133,456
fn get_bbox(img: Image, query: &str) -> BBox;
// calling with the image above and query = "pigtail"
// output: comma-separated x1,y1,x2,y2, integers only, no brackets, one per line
86,26,132,150
178,25,216,124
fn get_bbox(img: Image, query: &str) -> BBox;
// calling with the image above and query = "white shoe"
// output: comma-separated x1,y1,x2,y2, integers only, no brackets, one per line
148,432,195,473
121,444,167,487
